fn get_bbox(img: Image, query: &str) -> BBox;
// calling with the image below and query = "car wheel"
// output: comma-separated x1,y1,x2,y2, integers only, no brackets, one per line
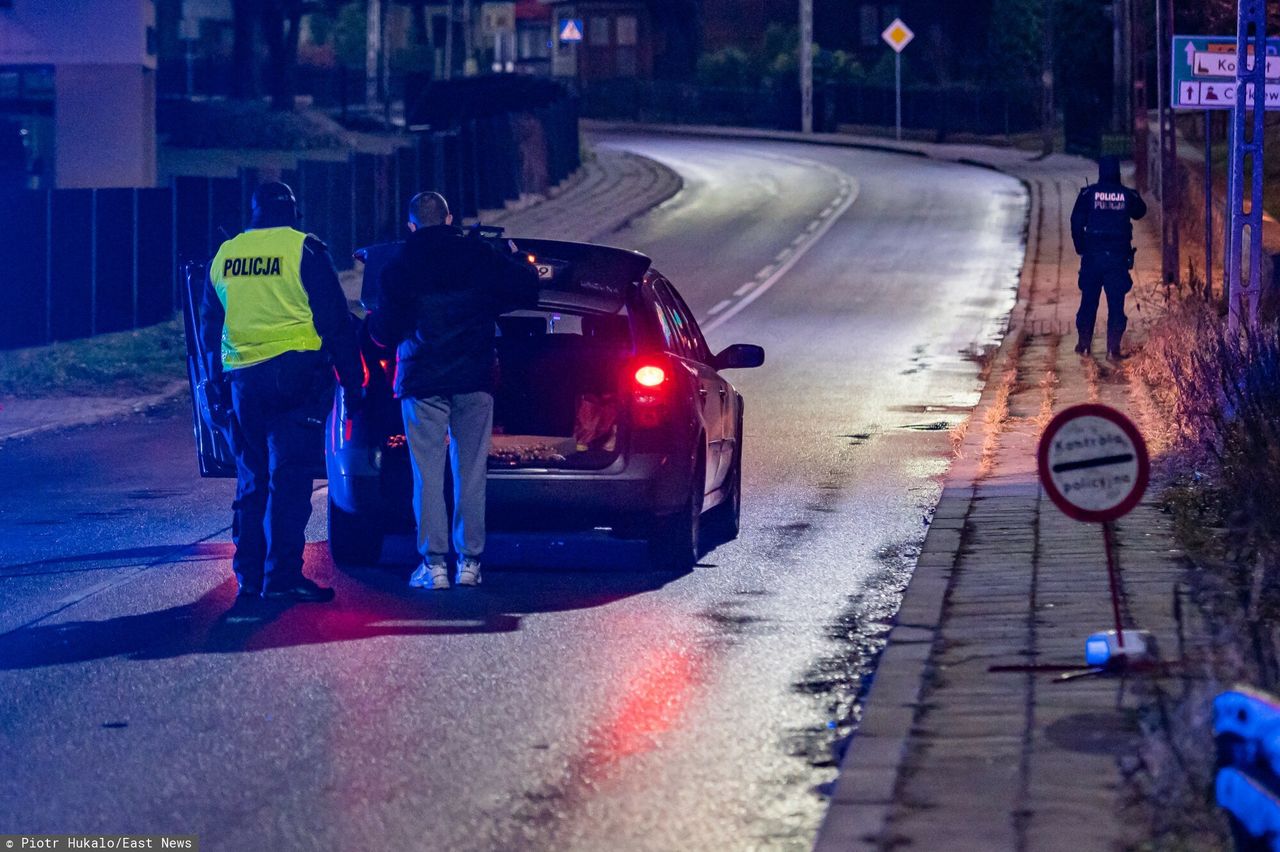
649,447,705,571
705,448,741,543
327,496,385,565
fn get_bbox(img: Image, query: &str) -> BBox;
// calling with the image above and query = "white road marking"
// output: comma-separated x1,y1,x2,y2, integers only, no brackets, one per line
774,248,792,262
806,220,822,232
756,263,777,279
791,234,807,247
708,299,734,315
734,281,758,297
704,161,861,334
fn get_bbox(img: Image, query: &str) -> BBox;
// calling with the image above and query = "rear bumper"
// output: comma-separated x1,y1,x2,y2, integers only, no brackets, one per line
328,449,688,532
487,452,686,529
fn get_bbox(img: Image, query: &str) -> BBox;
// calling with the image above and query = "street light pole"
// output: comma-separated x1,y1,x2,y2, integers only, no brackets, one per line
800,0,813,133
1040,0,1055,156
366,0,381,109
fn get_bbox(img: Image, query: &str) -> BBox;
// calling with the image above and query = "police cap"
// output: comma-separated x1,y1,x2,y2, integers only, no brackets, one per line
250,180,298,225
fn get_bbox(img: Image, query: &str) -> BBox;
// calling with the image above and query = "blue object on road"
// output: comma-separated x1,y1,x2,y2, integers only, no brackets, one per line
1082,630,1152,667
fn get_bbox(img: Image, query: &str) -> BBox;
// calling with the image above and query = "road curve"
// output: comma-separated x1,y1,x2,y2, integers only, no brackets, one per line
0,134,1026,851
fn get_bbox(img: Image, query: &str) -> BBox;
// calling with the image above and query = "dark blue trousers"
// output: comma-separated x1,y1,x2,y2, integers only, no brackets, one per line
1076,253,1132,345
227,350,329,594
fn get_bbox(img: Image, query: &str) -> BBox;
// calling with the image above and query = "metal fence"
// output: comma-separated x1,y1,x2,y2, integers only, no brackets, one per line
0,92,580,351
0,187,175,350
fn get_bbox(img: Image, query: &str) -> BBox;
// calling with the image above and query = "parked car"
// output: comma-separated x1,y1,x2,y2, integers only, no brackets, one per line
182,230,764,570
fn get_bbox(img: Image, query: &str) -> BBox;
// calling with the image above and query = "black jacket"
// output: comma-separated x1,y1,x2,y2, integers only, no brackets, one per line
1070,158,1148,257
199,232,362,396
369,225,539,398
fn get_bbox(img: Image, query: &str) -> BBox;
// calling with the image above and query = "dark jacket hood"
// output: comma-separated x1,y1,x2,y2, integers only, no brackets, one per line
1098,156,1121,185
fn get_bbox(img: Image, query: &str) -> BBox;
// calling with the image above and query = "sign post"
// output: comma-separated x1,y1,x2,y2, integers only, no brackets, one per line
881,18,914,142
800,0,813,134
1172,33,1278,324
1038,404,1151,663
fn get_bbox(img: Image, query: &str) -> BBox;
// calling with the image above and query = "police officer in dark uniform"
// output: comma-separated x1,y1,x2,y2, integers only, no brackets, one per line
199,182,364,602
1069,156,1148,360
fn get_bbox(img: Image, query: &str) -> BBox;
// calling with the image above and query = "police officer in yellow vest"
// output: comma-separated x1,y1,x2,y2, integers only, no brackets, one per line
199,182,363,603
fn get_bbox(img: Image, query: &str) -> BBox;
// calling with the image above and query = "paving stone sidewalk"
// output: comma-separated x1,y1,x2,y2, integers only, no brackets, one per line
0,145,681,446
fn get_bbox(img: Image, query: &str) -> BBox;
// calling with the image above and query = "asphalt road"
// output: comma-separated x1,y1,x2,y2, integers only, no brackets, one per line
0,134,1026,851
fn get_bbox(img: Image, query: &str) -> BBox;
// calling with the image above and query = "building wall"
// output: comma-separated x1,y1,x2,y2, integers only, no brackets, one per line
55,65,156,189
0,0,157,68
701,0,793,52
0,0,157,188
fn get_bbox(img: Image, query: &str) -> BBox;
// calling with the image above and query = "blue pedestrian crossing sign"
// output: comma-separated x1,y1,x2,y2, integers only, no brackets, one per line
559,19,584,43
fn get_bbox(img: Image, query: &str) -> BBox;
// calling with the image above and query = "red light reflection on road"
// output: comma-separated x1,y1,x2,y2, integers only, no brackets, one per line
575,628,702,786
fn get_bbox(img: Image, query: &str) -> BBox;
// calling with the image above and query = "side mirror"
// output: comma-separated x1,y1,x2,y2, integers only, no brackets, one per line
713,344,765,370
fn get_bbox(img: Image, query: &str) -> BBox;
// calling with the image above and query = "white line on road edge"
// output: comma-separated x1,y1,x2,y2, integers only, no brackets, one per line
708,299,734,315
704,164,860,334
734,281,758,296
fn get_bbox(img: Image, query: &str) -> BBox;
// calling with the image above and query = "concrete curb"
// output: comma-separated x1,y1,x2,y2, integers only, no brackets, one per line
0,381,189,447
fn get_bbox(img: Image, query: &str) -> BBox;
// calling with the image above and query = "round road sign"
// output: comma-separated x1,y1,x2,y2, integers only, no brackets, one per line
1037,404,1150,524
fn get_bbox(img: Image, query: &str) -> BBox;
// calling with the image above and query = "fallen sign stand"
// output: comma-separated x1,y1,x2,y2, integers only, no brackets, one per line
990,404,1154,680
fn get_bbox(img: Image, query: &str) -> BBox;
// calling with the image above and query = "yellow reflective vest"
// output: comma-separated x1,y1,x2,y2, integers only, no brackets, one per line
209,227,322,371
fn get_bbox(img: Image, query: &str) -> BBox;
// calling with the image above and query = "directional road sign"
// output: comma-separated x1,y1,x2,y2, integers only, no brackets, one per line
1173,35,1280,110
559,19,583,43
1037,404,1150,524
882,18,914,53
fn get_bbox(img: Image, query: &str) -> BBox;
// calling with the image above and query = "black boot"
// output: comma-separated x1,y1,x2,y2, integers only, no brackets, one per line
1106,329,1125,361
1074,333,1091,355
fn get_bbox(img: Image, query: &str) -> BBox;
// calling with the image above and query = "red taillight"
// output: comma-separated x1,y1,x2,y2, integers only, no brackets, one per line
634,365,665,387
631,360,668,429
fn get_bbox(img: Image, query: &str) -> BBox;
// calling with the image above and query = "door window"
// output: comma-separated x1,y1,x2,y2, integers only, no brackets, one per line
659,281,713,364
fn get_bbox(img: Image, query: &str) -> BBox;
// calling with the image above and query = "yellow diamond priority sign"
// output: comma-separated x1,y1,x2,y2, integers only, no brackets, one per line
882,18,914,53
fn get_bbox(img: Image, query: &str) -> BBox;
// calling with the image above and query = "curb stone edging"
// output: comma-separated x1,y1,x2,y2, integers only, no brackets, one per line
0,381,190,446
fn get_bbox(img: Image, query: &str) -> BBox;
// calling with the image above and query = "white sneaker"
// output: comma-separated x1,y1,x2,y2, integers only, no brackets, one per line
456,559,482,587
409,562,450,590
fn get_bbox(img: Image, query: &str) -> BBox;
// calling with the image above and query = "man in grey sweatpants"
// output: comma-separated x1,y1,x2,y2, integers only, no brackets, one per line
370,192,539,589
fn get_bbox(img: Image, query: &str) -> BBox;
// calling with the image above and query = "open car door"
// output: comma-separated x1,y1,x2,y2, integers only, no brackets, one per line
182,260,332,480
181,261,237,478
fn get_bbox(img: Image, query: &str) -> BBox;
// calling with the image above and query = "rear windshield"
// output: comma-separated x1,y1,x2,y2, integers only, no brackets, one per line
497,308,631,342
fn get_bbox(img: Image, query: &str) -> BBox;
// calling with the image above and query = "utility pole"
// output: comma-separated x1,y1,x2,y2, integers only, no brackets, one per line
1040,0,1055,156
444,0,454,79
1228,0,1268,331
1112,0,1130,134
800,0,813,133
366,0,381,110
462,0,476,76
1155,0,1179,286
1130,0,1147,191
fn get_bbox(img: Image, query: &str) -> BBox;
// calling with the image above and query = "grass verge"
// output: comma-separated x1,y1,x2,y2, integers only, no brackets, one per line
1122,298,1280,849
0,320,187,399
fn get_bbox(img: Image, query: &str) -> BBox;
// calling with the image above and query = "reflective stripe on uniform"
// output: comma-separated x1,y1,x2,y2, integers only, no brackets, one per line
209,227,321,370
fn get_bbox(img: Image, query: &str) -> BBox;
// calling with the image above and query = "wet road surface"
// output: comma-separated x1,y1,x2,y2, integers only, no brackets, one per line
0,134,1025,850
